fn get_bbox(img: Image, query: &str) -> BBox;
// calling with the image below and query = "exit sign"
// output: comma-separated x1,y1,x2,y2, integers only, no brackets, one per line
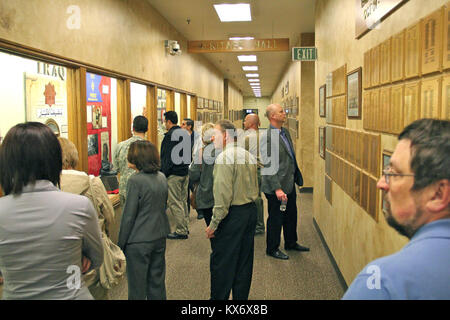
292,47,317,61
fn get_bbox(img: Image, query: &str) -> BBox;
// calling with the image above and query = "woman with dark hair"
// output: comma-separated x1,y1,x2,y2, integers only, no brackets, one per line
0,122,103,300
117,140,170,300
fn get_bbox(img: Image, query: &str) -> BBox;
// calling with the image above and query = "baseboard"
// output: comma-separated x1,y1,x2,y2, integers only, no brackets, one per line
313,218,348,291
299,187,313,193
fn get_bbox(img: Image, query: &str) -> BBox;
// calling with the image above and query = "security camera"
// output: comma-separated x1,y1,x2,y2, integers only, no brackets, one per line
165,40,182,56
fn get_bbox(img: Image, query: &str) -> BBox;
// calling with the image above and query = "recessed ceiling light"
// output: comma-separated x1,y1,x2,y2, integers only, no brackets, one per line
248,79,260,82
242,66,258,71
245,73,259,78
237,55,257,62
229,36,254,41
214,4,251,22
250,83,260,87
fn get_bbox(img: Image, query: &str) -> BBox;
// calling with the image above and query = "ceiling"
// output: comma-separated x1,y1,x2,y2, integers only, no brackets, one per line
146,0,315,98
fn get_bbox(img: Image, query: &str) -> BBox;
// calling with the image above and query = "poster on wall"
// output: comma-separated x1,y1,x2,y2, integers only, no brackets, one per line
355,0,409,39
86,72,112,176
25,73,68,137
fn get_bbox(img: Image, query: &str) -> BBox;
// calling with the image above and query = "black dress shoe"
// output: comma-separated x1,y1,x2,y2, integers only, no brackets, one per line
285,243,310,252
167,232,188,240
267,249,289,260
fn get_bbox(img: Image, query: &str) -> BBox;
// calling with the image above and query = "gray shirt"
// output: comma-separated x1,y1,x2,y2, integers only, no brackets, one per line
0,180,103,300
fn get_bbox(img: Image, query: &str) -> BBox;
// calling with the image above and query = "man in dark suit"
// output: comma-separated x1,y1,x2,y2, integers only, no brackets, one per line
260,103,309,260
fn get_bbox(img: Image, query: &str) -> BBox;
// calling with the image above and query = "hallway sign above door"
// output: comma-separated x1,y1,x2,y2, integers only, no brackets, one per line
187,38,289,53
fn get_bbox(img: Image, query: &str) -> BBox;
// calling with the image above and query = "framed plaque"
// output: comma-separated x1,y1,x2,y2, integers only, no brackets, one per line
325,175,332,205
404,81,421,127
363,50,371,89
347,67,362,118
441,74,450,119
421,8,443,75
421,77,441,118
443,4,450,70
380,38,392,85
319,84,326,117
370,45,380,87
405,22,421,79
391,31,405,82
319,126,326,159
391,84,404,134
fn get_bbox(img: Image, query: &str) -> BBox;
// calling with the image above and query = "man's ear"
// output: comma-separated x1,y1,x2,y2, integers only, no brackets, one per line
426,179,450,213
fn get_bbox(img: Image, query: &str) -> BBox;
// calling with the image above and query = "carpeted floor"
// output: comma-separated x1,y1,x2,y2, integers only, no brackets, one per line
0,192,346,300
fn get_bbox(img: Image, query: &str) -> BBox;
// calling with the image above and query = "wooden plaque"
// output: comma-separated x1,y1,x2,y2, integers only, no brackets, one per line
326,98,333,124
369,134,381,178
325,175,332,205
391,84,404,134
380,87,391,133
334,95,347,127
353,167,361,204
421,8,443,75
405,23,421,79
326,73,333,97
360,173,369,212
319,84,326,117
380,38,392,85
188,38,289,53
344,161,351,196
371,45,381,87
362,133,370,172
325,126,333,151
441,74,450,119
371,89,380,131
348,130,355,165
391,31,405,82
404,81,421,127
368,177,379,221
363,90,372,130
319,126,326,159
364,50,372,88
355,131,363,169
331,153,337,182
333,65,347,96
443,4,450,70
421,76,441,118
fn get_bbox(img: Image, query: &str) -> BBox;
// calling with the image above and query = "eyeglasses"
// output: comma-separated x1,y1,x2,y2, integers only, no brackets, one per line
382,166,415,184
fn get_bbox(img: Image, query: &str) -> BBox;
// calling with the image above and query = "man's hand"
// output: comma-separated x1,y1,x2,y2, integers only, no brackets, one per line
205,226,215,239
81,256,92,274
275,189,288,202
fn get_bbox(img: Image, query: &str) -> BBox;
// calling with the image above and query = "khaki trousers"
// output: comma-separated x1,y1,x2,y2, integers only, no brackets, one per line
167,175,189,235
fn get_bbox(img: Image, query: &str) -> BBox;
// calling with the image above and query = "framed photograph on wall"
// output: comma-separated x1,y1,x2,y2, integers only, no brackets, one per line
319,84,326,117
319,126,325,159
347,67,362,118
381,150,393,215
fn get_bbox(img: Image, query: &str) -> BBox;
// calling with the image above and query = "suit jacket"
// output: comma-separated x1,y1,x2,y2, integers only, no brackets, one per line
260,126,303,195
118,171,170,250
160,126,190,177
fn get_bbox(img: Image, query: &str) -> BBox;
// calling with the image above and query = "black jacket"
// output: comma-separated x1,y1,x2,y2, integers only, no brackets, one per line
160,126,190,177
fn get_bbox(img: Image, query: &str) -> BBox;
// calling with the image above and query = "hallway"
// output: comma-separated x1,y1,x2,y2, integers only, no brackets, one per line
109,192,345,300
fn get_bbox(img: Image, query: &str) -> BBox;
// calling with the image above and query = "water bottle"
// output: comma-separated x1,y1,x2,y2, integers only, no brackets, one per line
280,199,287,212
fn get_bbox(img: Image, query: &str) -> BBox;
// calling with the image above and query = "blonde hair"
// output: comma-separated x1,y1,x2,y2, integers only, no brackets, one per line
58,137,79,169
201,123,215,145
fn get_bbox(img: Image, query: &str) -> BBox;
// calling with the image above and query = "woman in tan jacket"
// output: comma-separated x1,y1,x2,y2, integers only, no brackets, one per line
58,137,116,300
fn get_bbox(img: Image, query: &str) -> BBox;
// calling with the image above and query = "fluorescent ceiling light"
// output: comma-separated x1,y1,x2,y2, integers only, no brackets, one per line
242,66,258,71
229,36,254,40
250,84,260,87
248,79,260,82
214,4,252,22
245,73,259,78
237,55,257,62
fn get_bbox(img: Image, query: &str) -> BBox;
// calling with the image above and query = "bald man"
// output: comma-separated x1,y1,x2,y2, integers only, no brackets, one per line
260,104,309,260
243,113,265,235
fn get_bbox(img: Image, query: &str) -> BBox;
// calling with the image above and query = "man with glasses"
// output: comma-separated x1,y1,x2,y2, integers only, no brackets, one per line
343,118,450,299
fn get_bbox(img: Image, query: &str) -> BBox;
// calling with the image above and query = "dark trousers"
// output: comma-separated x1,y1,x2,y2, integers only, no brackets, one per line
210,202,257,300
264,187,298,254
197,207,213,227
124,239,167,300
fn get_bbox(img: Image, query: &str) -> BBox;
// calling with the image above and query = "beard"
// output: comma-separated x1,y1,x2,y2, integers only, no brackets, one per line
383,193,422,239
